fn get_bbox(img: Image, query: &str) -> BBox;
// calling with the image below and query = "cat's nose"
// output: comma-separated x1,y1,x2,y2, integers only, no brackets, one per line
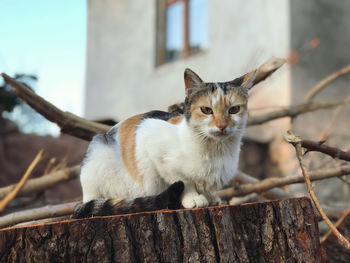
217,124,227,132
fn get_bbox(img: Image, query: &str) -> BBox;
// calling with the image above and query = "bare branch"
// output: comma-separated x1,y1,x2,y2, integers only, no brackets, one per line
287,130,350,250
301,138,350,162
0,202,77,228
218,165,350,200
1,73,110,141
303,65,350,103
0,150,43,212
247,98,350,126
220,171,293,201
0,166,80,200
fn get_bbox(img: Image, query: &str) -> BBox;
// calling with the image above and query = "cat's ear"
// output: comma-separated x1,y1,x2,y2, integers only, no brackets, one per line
184,68,204,95
230,70,258,91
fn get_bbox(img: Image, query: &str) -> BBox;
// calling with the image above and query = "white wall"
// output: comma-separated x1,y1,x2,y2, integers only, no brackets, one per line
85,0,290,141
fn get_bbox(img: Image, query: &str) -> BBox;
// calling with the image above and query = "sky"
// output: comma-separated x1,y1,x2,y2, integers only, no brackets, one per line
0,0,206,123
166,0,208,50
0,0,86,116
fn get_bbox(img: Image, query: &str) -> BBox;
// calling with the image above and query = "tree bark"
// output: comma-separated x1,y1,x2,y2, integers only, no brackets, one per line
0,197,322,262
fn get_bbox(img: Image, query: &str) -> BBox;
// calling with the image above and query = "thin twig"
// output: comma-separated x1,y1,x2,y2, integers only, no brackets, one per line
321,205,350,221
286,131,350,250
303,65,350,103
321,208,350,244
0,150,43,212
337,176,350,186
43,157,56,175
318,98,349,142
52,156,68,172
304,100,349,169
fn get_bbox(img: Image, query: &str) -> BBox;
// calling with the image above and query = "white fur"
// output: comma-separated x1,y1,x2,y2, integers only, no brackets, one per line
211,83,223,105
80,113,246,208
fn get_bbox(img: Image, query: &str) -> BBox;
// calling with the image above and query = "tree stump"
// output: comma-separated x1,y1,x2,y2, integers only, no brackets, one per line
0,197,322,262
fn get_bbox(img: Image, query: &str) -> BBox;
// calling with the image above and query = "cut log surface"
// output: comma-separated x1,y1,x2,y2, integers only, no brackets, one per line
0,197,322,262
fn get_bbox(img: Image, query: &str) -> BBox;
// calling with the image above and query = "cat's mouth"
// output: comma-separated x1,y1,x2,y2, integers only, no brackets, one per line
210,130,231,139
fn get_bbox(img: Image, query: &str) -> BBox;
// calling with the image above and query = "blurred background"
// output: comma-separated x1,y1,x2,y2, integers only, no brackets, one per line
0,0,349,212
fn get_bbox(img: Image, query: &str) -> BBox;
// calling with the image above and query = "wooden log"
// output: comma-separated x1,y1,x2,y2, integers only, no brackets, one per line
0,197,322,262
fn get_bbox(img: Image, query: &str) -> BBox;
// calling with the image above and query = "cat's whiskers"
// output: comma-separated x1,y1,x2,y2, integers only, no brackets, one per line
195,130,210,144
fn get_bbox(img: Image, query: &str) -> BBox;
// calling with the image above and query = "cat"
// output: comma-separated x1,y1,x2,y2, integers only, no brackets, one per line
77,68,257,217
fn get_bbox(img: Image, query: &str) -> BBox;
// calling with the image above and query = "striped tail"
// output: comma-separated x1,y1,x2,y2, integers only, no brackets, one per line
72,181,184,219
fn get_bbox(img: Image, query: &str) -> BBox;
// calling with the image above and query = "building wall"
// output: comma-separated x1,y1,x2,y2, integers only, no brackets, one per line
85,0,291,141
290,0,350,141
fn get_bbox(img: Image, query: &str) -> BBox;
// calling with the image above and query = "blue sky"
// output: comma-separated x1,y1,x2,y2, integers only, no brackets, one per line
166,0,208,50
0,0,86,116
0,0,207,119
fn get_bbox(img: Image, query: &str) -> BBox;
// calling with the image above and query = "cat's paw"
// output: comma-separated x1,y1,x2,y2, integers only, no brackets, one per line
210,196,222,206
181,193,209,208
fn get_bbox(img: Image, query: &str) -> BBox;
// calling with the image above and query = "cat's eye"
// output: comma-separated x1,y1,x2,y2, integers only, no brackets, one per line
200,106,213,115
229,106,240,114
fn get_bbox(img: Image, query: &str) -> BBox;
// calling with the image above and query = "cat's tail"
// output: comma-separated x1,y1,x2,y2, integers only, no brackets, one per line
71,181,184,219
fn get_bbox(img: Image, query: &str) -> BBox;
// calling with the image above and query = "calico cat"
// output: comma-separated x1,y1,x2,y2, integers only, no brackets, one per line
76,68,257,217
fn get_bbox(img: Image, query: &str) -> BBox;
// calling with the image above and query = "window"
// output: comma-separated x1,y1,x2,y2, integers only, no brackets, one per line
156,0,208,66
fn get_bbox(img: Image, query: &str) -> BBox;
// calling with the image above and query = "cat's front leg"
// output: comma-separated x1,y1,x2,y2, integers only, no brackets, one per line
193,181,221,206
181,184,209,208
208,193,222,206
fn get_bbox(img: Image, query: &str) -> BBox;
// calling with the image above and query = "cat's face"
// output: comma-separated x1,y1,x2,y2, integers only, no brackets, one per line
184,69,255,141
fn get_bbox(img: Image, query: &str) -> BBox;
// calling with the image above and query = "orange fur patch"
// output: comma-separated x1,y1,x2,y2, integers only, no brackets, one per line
168,115,184,124
118,114,144,184
191,96,210,120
